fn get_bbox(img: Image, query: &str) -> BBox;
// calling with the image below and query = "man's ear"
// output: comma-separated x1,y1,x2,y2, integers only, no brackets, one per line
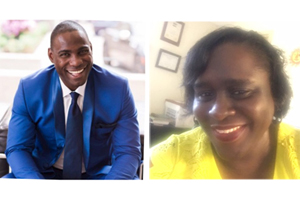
48,48,54,63
90,42,93,54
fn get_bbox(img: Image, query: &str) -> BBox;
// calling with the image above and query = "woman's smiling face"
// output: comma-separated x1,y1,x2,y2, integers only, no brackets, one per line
193,43,275,160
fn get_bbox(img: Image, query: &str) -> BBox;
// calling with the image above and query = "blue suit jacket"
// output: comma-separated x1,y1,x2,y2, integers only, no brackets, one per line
5,64,141,179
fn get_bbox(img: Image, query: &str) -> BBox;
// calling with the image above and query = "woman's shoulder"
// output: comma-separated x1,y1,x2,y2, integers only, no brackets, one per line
275,122,300,179
152,127,206,152
278,122,300,143
150,127,208,179
150,127,209,168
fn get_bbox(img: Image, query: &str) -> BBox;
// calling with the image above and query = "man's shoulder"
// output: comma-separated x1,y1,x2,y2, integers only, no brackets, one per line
21,65,56,83
91,64,127,84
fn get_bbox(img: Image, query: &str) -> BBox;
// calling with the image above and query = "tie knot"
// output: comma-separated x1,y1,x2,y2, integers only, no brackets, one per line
70,92,79,102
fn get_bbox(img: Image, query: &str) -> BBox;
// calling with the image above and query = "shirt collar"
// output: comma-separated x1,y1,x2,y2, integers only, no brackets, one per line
59,78,87,98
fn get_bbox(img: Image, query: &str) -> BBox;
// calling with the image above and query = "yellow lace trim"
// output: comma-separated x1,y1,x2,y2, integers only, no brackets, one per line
278,123,300,179
151,123,300,179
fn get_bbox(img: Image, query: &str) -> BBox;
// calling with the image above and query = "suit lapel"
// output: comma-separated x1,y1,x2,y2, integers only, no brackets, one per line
52,72,66,148
82,72,94,169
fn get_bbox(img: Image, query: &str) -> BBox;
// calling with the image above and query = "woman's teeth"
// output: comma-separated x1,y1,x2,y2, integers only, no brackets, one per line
215,126,241,134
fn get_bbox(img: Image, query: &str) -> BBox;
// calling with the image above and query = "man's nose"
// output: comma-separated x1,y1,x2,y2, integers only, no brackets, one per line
208,94,235,121
69,54,83,66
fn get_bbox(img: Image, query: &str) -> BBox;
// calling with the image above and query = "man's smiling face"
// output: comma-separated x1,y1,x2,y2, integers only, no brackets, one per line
48,30,93,91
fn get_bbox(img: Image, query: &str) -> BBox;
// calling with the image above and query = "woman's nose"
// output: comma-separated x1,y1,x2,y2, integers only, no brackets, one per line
209,94,235,121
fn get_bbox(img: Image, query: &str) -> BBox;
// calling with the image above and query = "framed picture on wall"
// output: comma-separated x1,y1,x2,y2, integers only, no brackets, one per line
155,49,181,73
160,22,185,46
290,48,300,66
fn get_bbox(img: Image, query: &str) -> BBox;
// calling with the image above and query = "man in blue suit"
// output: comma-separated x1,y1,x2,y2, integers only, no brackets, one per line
3,20,141,179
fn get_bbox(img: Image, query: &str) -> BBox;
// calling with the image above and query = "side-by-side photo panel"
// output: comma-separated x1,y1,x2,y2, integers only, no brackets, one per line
149,21,300,179
0,20,146,180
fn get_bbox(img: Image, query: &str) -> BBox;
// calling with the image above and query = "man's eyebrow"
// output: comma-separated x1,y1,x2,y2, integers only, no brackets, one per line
78,46,89,50
58,49,71,54
57,46,89,54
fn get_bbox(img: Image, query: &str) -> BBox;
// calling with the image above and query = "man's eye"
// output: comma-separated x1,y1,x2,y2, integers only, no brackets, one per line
59,53,69,57
79,49,89,55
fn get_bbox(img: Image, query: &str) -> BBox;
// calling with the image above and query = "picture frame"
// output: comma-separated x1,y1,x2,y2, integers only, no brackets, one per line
160,21,185,46
155,49,181,73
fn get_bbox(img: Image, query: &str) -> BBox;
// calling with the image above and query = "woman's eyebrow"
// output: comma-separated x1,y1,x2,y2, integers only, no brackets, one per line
224,79,254,86
193,79,254,89
193,82,210,89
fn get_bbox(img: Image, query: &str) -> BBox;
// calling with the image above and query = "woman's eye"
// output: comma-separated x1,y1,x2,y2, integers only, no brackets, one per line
195,91,214,101
231,90,251,98
233,90,245,95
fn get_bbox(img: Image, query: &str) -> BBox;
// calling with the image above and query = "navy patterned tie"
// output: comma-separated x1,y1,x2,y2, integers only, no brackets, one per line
63,92,83,179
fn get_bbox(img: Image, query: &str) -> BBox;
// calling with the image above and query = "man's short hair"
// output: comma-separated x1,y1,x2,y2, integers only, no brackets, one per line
50,20,89,48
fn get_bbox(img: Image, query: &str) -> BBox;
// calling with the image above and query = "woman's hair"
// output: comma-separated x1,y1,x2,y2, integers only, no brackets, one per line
183,27,292,121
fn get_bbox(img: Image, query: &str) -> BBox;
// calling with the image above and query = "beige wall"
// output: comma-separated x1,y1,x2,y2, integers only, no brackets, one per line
149,21,218,114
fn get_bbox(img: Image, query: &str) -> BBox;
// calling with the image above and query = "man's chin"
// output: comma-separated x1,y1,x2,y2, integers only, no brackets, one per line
63,78,86,91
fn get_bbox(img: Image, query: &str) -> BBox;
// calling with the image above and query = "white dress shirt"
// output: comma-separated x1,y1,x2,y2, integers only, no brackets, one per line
53,78,87,173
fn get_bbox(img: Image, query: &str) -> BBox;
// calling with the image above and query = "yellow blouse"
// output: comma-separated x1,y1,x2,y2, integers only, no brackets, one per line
150,123,300,179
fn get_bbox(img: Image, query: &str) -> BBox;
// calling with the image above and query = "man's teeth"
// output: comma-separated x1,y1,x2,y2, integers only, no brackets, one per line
216,126,241,134
69,68,84,74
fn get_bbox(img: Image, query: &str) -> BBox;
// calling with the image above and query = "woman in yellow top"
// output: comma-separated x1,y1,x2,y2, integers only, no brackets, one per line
150,27,300,179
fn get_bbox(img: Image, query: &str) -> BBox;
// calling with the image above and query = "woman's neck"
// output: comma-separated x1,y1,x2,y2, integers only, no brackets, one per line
213,124,278,179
